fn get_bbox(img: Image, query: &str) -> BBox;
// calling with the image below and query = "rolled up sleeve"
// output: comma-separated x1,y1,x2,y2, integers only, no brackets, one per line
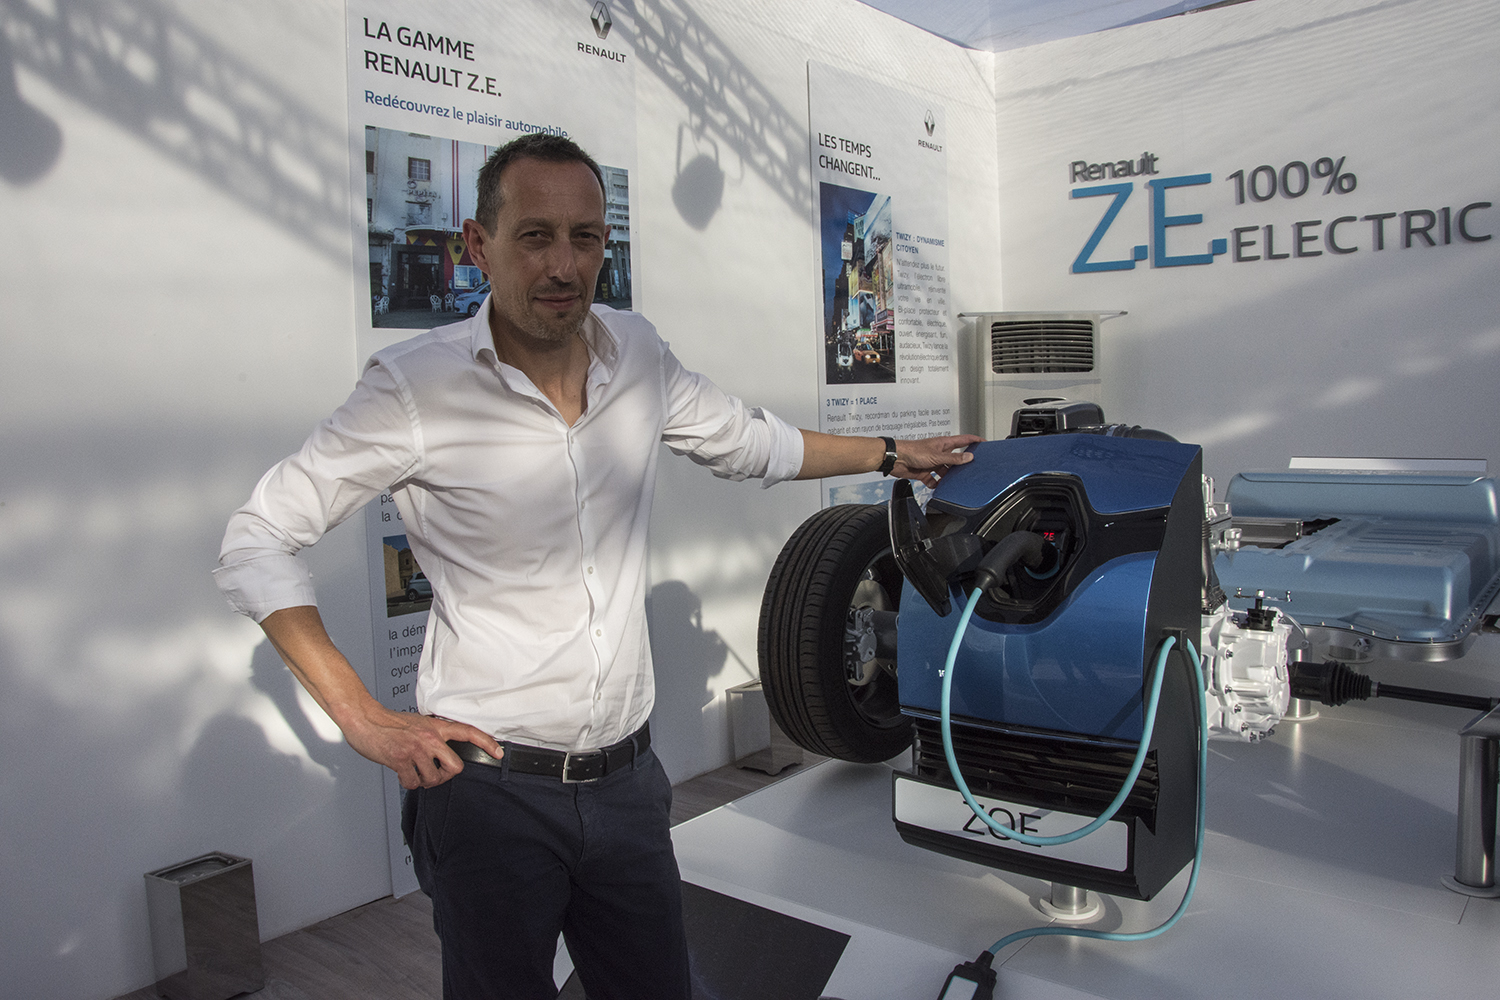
214,361,420,622
658,344,804,487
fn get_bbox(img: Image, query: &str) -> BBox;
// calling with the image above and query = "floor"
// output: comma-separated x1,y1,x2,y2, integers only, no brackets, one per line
671,693,1500,1000
111,753,824,1000
115,675,1500,999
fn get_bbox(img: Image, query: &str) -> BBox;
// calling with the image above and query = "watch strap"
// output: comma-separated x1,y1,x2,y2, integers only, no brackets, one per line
878,436,898,476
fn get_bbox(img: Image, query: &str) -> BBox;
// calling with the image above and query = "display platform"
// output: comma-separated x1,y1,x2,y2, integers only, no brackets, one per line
669,693,1500,1000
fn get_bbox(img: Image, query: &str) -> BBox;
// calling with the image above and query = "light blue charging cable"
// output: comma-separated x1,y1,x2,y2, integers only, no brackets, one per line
938,587,1208,952
940,589,1173,846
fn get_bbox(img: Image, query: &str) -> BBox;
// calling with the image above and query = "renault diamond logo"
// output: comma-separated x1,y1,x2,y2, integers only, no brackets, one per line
591,2,612,40
923,111,936,136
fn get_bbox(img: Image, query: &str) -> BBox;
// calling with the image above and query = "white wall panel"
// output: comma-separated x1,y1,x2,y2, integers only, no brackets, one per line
0,2,381,997
993,0,1500,485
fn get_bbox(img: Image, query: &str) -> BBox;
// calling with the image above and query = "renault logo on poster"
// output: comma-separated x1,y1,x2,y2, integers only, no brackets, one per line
580,1,628,64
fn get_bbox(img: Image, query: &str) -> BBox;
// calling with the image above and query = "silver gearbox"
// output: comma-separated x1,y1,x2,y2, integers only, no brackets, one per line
1199,608,1292,741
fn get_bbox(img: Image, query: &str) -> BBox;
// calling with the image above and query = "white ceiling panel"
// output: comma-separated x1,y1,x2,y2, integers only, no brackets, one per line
855,0,1243,51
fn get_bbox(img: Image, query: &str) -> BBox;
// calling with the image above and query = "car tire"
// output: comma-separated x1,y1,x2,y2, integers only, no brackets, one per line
758,503,913,763
406,589,418,602
466,303,480,317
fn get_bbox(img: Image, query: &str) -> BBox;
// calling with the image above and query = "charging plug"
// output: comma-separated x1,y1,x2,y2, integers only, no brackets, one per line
971,531,1047,598
936,951,996,1000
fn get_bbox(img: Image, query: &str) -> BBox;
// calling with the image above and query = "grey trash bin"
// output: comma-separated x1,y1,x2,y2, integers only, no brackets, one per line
144,852,265,1000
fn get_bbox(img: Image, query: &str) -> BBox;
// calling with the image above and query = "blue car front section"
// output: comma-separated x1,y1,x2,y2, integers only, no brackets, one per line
890,433,1205,901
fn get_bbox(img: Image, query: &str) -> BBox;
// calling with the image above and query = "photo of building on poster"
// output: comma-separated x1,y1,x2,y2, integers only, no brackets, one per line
382,534,432,617
365,125,632,328
820,182,895,385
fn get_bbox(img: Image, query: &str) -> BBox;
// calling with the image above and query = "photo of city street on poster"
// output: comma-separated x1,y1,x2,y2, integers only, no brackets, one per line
820,182,896,384
381,533,431,617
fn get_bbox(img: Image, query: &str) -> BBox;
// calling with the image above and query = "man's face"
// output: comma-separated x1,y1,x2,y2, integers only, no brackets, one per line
462,157,610,346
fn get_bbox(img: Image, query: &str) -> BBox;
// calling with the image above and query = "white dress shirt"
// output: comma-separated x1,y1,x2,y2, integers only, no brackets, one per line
215,304,803,751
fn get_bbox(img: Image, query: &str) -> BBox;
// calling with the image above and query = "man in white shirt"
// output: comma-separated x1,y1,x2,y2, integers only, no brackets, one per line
216,134,977,1000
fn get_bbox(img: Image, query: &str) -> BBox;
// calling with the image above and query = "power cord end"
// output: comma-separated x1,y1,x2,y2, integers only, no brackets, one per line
936,950,996,999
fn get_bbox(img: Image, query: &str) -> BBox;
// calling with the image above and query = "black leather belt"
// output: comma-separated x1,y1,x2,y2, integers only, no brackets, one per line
448,723,649,783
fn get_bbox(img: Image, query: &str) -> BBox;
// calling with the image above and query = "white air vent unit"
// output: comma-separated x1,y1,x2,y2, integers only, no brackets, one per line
958,311,1124,440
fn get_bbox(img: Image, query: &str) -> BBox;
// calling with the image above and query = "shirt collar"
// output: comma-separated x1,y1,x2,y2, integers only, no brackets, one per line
467,297,618,393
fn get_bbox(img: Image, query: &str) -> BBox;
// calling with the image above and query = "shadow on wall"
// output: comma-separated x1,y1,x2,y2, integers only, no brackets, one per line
628,0,811,229
0,26,62,183
671,123,726,231
0,0,816,248
0,0,347,257
647,579,757,782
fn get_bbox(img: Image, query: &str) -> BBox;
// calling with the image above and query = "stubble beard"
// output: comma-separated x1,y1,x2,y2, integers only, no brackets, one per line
497,283,589,347
518,309,585,344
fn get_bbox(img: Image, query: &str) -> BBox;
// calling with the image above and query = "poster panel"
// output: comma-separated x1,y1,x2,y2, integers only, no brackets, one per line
807,62,958,507
345,0,638,892
361,498,425,895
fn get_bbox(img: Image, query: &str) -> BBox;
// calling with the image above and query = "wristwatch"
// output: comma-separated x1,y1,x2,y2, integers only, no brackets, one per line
877,436,898,476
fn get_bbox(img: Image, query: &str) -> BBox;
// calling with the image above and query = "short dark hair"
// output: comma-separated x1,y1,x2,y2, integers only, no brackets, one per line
474,134,606,232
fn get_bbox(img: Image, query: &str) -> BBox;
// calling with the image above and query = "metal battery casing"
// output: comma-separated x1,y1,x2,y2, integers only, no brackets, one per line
1217,471,1500,659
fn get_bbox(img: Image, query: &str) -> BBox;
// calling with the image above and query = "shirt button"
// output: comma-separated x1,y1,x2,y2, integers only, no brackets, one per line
595,629,603,637
587,566,594,574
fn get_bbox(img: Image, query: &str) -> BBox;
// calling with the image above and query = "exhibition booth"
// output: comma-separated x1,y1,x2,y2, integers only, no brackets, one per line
1,0,1497,997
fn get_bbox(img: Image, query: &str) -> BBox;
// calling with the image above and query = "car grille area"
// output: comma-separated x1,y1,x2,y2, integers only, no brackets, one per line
911,718,1159,825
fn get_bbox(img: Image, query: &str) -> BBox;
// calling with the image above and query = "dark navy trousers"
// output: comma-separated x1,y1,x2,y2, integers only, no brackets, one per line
403,745,691,1000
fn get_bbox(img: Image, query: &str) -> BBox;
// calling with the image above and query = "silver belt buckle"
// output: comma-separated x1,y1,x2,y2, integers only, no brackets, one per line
561,750,599,784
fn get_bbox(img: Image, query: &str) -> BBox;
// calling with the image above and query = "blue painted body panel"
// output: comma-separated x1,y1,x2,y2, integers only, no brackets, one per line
898,435,1200,740
898,552,1156,740
939,435,1200,514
